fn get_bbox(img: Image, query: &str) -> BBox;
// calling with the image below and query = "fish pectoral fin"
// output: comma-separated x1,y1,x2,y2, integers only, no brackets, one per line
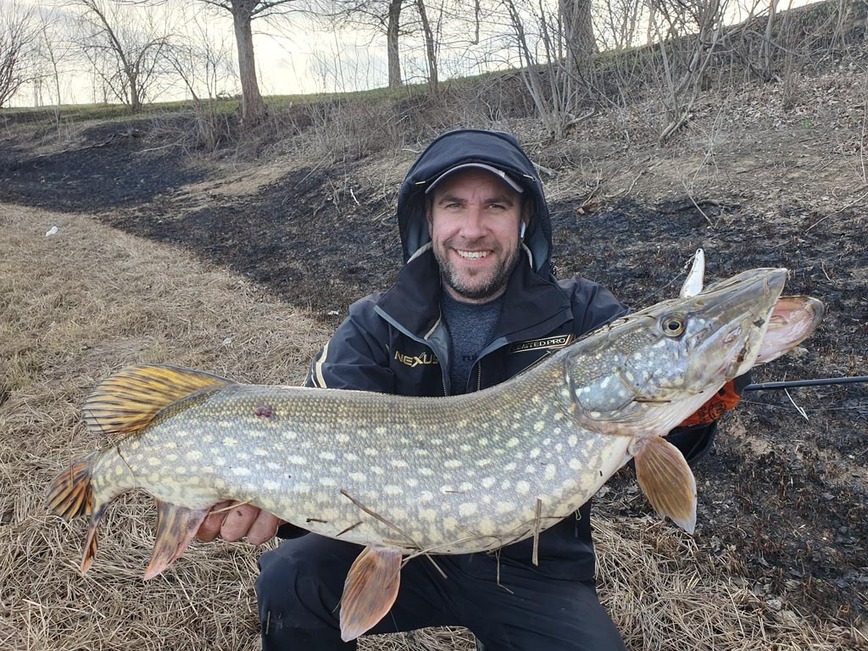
144,501,211,580
83,364,231,437
339,545,403,642
634,437,697,534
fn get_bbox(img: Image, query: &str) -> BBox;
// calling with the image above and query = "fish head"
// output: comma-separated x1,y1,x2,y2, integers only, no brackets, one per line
563,268,789,435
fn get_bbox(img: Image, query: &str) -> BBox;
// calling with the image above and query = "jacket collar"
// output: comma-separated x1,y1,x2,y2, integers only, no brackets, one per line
376,248,572,343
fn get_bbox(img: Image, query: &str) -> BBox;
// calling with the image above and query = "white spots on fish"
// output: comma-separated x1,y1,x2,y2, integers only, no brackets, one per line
164,441,178,450
252,448,269,457
335,433,351,445
375,427,387,435
318,451,336,461
506,437,520,448
222,437,238,447
496,501,515,514
544,464,557,481
569,458,584,471
348,472,366,483
503,462,517,472
529,448,541,459
459,482,474,492
500,479,511,491
286,454,306,465
419,491,434,503
481,476,496,489
263,479,281,491
319,476,338,487
568,434,578,447
419,467,435,477
214,457,227,466
185,450,203,461
459,502,478,517
370,466,384,475
553,412,565,422
390,458,408,468
444,459,462,469
459,444,473,453
363,448,379,457
476,458,493,468
232,466,251,477
533,421,546,433
344,452,360,462
420,508,438,522
266,461,281,471
442,516,458,532
384,485,403,495
405,477,419,488
524,464,536,474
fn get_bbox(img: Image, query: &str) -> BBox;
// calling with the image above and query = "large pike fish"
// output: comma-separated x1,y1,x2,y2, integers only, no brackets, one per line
48,267,822,640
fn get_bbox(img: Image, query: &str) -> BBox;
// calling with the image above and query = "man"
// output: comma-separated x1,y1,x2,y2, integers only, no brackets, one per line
198,129,733,649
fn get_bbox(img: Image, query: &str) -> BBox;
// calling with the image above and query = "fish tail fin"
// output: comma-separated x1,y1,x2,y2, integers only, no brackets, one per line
340,545,403,641
143,500,211,580
83,364,231,438
81,504,108,574
634,437,697,534
46,451,99,519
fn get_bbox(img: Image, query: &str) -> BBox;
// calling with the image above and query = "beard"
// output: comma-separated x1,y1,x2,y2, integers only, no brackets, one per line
434,241,523,302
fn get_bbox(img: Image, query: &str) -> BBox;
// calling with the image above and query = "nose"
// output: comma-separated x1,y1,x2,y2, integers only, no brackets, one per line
459,205,487,239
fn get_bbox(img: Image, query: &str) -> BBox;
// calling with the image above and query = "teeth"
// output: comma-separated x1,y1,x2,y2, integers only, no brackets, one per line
457,250,489,259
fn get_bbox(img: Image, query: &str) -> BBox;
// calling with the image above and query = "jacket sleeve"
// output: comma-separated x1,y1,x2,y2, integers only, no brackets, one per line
304,293,395,393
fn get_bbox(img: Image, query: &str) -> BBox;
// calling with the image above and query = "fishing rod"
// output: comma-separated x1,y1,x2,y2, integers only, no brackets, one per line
743,376,868,391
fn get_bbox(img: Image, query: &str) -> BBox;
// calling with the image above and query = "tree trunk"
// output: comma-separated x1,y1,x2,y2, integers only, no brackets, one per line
231,0,266,126
415,0,438,93
386,0,402,88
559,0,597,71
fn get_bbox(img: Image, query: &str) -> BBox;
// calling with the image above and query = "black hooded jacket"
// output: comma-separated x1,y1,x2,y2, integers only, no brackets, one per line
297,129,715,581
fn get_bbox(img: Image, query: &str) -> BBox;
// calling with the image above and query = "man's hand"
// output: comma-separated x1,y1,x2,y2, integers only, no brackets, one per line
679,374,750,428
196,501,284,545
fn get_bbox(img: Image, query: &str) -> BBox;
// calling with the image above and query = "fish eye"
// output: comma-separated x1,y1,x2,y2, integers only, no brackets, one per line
660,315,686,337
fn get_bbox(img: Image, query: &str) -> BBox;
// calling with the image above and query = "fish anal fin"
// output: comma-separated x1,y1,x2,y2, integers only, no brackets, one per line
46,451,99,519
340,545,402,642
83,365,231,437
634,437,697,534
144,500,211,580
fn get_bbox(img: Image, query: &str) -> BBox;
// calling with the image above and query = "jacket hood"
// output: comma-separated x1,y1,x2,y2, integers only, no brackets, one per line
396,129,553,277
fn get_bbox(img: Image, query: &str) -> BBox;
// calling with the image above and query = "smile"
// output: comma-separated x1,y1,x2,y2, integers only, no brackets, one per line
456,250,490,259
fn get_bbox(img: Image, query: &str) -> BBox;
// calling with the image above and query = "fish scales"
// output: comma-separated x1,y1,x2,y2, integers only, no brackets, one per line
47,267,825,640
108,363,625,554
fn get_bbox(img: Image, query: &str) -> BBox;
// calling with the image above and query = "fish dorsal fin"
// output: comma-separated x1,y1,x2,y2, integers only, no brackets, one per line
340,545,403,641
83,364,231,437
633,436,697,534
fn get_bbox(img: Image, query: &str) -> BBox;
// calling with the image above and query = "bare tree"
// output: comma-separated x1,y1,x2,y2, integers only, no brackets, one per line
0,1,37,108
313,0,406,89
198,0,300,126
648,0,729,142
414,0,437,92
73,0,173,111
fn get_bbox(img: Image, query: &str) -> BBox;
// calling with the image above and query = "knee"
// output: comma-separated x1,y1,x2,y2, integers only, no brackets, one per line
255,536,356,631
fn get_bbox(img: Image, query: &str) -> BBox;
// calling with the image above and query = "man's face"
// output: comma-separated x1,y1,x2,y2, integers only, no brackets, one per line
427,169,525,304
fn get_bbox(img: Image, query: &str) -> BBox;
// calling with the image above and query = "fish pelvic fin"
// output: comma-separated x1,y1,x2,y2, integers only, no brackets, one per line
83,364,231,437
634,437,697,534
340,545,403,642
144,500,211,580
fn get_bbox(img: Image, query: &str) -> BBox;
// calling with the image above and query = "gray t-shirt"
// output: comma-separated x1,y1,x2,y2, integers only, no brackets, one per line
440,292,504,394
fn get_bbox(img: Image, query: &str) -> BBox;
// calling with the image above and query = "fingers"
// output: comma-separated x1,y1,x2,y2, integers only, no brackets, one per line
196,500,234,542
195,501,285,545
220,502,260,542
246,510,284,545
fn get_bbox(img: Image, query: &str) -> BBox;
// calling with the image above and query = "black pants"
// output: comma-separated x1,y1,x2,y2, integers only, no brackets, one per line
256,534,627,650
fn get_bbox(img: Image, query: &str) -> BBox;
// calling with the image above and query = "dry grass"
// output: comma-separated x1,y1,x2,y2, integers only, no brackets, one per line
0,205,860,650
